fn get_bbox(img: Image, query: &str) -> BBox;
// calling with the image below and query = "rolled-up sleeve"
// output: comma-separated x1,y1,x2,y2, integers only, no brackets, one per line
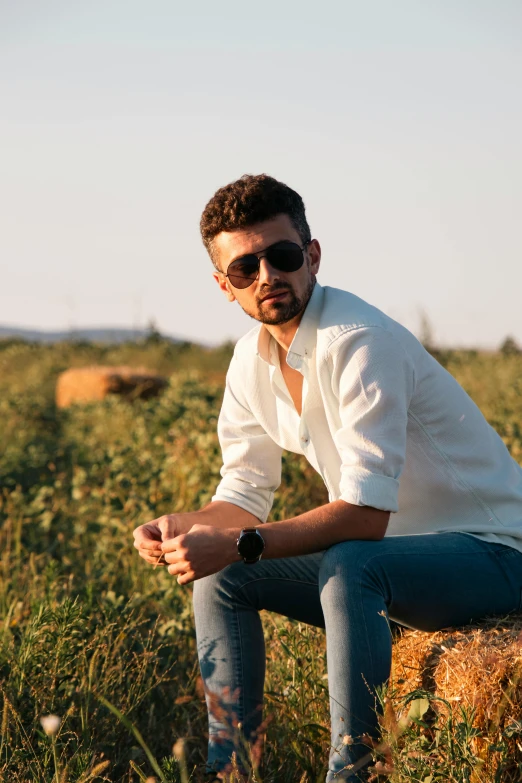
329,327,416,512
211,355,282,522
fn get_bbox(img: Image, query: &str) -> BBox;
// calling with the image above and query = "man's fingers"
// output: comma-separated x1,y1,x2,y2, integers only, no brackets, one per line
167,560,189,576
157,515,179,541
161,534,185,554
138,549,166,566
133,520,189,576
133,523,162,548
177,571,195,585
163,550,184,565
134,541,162,556
136,539,162,552
134,518,181,550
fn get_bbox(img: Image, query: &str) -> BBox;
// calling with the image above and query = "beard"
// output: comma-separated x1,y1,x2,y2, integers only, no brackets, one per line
243,275,316,326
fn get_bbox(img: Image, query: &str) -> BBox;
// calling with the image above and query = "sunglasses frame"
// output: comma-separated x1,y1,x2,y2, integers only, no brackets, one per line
224,239,311,290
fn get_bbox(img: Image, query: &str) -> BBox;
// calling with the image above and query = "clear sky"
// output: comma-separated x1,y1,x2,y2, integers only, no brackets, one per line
1,0,521,348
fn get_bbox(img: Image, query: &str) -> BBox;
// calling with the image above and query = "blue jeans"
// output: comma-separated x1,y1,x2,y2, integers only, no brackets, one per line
192,533,522,781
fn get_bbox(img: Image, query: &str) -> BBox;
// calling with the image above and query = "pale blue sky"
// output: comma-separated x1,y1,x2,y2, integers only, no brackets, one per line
1,0,521,347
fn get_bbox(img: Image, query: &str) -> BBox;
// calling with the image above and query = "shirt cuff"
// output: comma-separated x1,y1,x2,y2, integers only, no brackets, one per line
339,467,399,512
211,477,273,522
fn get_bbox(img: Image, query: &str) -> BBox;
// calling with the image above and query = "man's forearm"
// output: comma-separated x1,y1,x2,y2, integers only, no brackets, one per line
257,500,389,560
193,500,261,530
192,499,389,557
159,499,390,584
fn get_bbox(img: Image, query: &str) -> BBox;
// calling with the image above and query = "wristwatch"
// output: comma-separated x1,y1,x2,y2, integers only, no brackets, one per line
236,527,265,564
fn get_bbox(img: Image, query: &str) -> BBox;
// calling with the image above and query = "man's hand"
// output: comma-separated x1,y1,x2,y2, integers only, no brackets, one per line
161,524,240,585
133,503,260,569
133,514,187,566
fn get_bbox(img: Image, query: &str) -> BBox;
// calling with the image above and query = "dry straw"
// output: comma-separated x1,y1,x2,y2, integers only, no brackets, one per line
391,614,522,753
55,365,167,408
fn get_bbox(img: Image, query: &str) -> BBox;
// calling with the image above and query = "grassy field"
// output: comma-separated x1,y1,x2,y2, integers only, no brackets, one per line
1,337,521,782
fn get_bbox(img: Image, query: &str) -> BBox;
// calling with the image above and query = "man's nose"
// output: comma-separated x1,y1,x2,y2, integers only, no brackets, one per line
257,257,281,285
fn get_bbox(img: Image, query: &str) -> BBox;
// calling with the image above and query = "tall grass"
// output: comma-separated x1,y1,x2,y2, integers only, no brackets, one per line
1,339,521,781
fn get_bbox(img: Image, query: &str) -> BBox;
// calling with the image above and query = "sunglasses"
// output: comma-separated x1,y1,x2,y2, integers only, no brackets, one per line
224,240,310,290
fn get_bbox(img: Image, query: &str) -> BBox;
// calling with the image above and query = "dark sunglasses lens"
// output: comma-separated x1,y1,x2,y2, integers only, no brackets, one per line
227,257,259,289
265,243,304,273
226,242,305,289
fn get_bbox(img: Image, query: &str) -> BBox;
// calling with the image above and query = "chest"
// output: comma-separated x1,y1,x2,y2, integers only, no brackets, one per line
278,347,304,416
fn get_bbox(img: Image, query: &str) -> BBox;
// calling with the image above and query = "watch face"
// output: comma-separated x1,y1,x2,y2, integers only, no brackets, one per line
239,531,264,560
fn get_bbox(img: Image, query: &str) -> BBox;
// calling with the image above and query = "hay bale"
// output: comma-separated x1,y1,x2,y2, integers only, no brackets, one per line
56,366,168,408
391,615,522,740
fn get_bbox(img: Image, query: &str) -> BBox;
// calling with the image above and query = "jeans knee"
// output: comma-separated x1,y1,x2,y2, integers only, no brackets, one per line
192,571,218,617
193,568,227,615
192,562,247,619
319,540,381,590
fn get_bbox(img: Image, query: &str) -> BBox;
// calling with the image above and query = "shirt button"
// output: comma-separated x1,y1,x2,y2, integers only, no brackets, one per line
301,433,309,445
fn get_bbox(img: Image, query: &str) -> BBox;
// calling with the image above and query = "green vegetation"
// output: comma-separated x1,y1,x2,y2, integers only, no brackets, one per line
1,338,522,782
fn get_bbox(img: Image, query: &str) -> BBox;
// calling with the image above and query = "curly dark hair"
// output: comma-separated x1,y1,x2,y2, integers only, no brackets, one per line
200,174,312,268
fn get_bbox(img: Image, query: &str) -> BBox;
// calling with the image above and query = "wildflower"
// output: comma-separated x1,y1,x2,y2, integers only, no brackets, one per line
40,714,61,737
342,734,354,745
369,759,394,775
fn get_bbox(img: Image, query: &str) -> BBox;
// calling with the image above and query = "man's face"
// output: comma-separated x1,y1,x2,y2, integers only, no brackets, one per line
212,214,321,326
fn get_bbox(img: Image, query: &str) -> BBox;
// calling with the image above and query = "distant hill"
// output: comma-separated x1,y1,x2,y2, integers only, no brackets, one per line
0,326,181,344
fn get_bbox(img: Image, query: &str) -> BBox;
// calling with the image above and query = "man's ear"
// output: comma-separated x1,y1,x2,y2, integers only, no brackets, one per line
213,271,237,302
308,239,321,276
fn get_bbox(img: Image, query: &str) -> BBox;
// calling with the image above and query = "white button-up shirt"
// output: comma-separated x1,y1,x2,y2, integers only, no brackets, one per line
212,282,522,552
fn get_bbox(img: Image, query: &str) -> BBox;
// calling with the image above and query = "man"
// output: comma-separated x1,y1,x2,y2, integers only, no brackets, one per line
133,174,522,781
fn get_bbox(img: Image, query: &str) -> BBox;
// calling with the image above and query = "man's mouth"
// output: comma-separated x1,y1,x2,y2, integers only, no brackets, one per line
260,290,289,304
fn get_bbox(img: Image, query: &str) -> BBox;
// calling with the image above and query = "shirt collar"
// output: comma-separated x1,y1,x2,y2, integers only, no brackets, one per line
256,281,325,366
